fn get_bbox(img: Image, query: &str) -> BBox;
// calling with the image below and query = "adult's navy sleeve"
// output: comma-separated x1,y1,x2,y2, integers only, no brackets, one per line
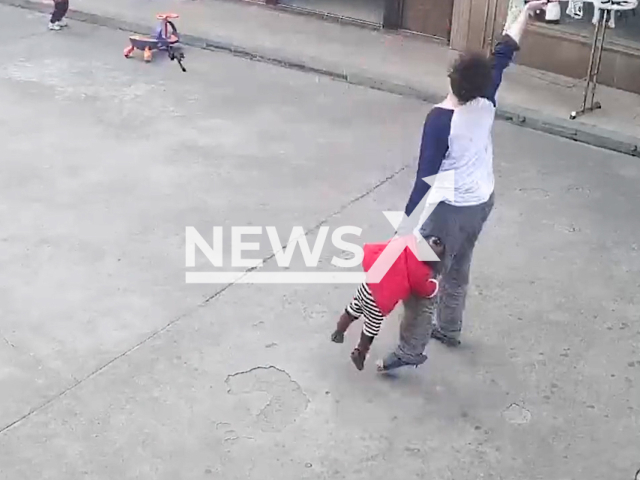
404,108,453,217
484,34,520,107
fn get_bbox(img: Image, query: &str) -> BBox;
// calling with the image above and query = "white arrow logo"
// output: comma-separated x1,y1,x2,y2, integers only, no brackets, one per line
366,170,455,284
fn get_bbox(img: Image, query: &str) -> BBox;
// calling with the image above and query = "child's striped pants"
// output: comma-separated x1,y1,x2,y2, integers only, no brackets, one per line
346,283,385,338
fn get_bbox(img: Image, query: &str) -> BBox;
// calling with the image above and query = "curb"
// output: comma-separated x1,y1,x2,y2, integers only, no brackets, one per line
4,0,639,157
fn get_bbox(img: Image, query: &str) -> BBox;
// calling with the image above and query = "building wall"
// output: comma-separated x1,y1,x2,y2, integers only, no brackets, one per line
260,0,640,95
450,0,507,53
486,0,640,95
400,0,454,40
517,26,640,95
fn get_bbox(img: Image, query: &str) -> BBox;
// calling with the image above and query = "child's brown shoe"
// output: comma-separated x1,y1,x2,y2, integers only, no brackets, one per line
350,332,374,371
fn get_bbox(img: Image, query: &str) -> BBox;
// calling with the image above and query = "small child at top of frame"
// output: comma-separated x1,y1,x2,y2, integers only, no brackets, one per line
49,0,69,31
331,234,444,371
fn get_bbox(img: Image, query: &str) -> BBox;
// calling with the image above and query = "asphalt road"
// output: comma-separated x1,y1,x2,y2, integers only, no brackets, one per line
0,5,639,480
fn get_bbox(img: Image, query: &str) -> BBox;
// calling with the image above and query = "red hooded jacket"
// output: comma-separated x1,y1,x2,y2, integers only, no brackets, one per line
362,235,438,316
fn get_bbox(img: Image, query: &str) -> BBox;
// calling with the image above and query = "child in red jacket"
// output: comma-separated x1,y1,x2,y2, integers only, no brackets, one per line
331,234,444,371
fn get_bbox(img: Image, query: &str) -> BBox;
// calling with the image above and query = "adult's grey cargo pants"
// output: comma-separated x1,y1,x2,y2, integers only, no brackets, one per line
392,193,495,364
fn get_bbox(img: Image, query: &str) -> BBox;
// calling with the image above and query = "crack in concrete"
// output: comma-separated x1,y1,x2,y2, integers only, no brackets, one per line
201,163,408,305
225,366,311,432
0,309,190,435
0,161,406,437
1,333,15,348
225,365,306,393
223,435,255,443
502,403,532,425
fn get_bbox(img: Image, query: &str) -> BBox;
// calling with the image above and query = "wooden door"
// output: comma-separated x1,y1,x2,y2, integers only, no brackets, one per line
401,0,455,40
450,0,509,52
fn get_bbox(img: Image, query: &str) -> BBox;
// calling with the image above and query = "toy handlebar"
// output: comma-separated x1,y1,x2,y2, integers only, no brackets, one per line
157,13,179,20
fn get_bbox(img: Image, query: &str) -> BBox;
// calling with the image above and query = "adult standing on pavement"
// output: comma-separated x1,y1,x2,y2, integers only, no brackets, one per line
378,0,548,372
49,0,70,31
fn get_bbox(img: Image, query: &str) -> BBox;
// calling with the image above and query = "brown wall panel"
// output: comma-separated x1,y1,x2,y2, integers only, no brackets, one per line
492,0,509,42
516,28,640,94
401,0,454,39
467,0,493,51
517,29,592,78
450,0,472,50
611,50,640,93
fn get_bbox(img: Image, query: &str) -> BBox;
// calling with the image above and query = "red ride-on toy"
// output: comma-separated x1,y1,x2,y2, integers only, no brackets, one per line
124,13,186,72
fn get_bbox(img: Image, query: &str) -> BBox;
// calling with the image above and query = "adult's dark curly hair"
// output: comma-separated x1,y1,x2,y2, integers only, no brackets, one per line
448,52,493,105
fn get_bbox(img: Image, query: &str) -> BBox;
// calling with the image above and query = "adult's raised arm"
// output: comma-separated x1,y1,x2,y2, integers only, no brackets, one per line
485,0,548,106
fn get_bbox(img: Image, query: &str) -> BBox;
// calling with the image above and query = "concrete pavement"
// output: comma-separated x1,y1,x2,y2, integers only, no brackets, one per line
0,5,639,480
3,0,640,156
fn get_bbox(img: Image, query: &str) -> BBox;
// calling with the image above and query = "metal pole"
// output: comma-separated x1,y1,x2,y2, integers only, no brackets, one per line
588,9,608,109
570,6,605,119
